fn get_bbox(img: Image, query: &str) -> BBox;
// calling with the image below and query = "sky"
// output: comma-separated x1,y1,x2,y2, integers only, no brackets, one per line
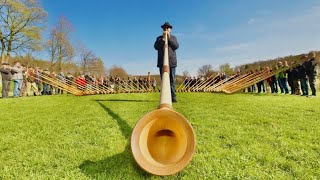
39,0,320,76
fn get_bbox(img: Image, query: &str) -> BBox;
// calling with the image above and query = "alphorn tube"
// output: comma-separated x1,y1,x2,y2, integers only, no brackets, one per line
131,31,196,176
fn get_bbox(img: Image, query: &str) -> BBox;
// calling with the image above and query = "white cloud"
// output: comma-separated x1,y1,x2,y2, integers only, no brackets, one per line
204,4,320,68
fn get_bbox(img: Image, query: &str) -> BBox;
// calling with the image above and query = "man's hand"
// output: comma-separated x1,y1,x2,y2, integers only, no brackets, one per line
162,30,170,40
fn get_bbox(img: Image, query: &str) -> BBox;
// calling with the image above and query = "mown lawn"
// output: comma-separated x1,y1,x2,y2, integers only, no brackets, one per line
0,92,319,179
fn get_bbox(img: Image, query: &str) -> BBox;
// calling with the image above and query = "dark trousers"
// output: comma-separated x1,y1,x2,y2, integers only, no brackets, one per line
43,84,50,95
308,75,317,96
292,79,300,95
1,80,11,98
269,79,278,93
58,88,63,94
257,81,265,93
251,85,256,93
159,67,176,100
278,78,289,94
277,78,283,93
288,79,294,94
300,78,308,95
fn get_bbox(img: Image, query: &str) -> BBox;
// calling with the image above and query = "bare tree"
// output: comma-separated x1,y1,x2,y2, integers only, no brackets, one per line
219,63,234,76
197,64,215,77
78,44,95,73
108,65,128,78
47,16,74,71
0,0,47,63
182,70,190,78
88,57,106,76
47,28,58,70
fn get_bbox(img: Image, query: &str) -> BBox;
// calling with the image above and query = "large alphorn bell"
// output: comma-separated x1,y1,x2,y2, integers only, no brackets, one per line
131,30,196,176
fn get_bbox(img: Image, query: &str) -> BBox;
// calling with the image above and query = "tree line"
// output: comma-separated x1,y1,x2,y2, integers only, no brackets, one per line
193,53,319,79
0,0,106,76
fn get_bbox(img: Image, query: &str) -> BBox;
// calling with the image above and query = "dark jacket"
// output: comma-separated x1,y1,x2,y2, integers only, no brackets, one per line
0,67,12,81
296,64,307,79
303,58,318,76
154,35,179,68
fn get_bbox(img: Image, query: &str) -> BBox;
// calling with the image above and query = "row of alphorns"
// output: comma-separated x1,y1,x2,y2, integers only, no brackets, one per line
176,66,290,94
30,72,159,96
30,65,290,96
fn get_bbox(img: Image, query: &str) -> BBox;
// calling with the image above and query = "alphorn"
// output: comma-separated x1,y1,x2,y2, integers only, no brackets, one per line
176,77,187,91
177,78,192,92
32,72,83,96
131,31,196,176
224,67,290,93
195,75,218,92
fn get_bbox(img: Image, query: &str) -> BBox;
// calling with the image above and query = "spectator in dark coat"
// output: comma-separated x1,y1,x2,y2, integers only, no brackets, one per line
298,56,309,96
154,22,179,102
291,64,301,95
0,63,12,98
304,51,318,97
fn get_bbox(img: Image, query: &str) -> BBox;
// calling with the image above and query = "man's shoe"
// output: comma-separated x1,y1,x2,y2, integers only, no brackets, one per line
172,99,177,103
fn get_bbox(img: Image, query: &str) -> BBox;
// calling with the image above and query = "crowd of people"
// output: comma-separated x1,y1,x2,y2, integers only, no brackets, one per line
248,51,318,97
0,61,158,98
73,75,157,93
1,52,318,98
181,51,318,96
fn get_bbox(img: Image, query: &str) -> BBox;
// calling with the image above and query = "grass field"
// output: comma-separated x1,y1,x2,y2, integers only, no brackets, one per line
0,92,319,179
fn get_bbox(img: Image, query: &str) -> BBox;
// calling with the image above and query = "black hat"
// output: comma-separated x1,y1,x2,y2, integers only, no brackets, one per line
161,22,173,29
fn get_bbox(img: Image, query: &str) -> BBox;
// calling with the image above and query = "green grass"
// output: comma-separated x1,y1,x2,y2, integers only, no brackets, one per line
0,93,319,179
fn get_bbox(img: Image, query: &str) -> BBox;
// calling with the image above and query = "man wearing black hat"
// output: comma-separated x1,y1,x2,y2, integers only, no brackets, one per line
0,63,12,98
154,22,179,102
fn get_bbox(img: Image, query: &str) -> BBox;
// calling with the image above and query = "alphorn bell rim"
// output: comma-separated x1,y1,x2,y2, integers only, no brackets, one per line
131,108,196,176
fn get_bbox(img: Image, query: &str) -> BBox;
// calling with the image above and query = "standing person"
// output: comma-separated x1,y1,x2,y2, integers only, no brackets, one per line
50,71,57,95
257,68,265,93
42,69,51,95
76,75,86,90
35,67,42,93
20,65,28,97
291,64,301,95
265,67,274,93
97,76,104,91
152,77,157,91
0,63,12,98
133,77,138,89
26,67,41,96
57,72,65,95
154,22,179,102
66,72,74,94
304,51,318,97
277,61,289,94
11,61,24,97
103,77,109,91
138,77,143,90
85,73,93,91
287,67,294,94
265,66,278,93
299,56,309,96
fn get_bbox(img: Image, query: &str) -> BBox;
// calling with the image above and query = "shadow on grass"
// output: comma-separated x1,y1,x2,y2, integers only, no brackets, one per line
92,99,157,103
79,101,151,178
